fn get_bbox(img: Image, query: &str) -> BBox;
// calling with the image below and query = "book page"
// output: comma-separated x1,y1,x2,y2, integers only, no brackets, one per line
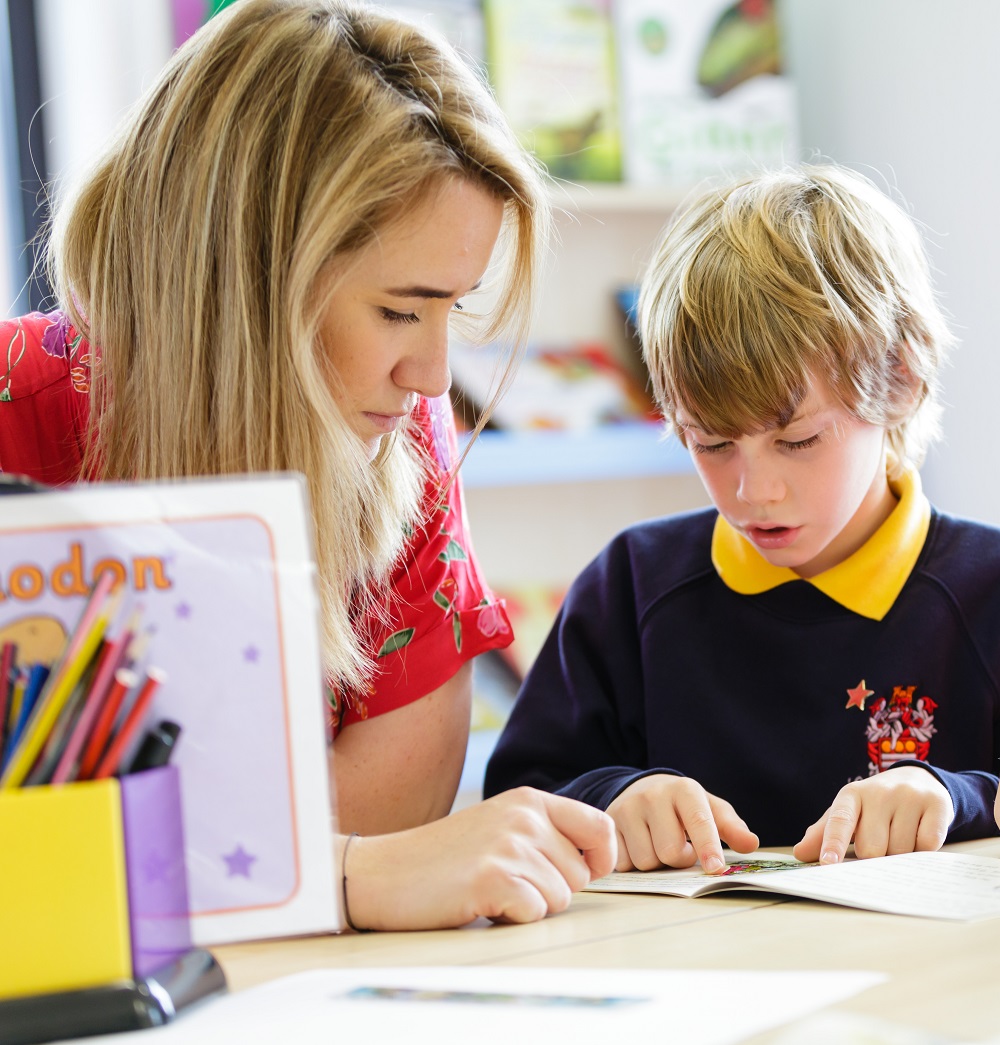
587,851,1000,921
587,851,803,897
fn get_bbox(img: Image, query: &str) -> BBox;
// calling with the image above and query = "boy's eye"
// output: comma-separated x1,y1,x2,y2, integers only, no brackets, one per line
690,440,731,455
378,307,419,325
781,434,821,451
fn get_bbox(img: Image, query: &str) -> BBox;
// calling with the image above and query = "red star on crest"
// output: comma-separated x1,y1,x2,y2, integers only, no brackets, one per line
845,680,875,710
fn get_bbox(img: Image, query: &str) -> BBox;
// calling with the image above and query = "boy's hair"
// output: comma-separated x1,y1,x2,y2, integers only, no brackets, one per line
45,0,548,688
638,164,954,475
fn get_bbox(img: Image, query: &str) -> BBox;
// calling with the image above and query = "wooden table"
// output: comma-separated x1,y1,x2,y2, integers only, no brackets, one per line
212,838,1000,1043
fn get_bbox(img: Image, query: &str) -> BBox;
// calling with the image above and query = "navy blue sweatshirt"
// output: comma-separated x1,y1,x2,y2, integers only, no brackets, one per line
485,507,1000,845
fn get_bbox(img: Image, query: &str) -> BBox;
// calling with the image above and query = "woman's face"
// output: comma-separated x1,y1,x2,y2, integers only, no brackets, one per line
318,177,504,459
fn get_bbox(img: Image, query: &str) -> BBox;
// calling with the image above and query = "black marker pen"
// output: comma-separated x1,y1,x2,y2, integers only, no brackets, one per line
0,947,226,1044
126,719,182,774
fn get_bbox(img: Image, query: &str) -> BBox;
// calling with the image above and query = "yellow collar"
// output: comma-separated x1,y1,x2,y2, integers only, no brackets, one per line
711,467,930,621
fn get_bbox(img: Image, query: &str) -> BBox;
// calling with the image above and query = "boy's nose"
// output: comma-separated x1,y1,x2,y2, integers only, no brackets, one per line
737,461,785,506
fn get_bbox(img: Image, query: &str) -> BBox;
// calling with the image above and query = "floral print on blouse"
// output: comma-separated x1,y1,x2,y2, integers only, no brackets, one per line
0,310,513,737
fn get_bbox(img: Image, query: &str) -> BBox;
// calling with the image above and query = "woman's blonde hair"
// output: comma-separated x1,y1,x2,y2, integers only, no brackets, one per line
46,0,548,688
639,164,954,475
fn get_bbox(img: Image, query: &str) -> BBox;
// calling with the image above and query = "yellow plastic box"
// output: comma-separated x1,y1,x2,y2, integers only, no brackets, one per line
0,766,188,999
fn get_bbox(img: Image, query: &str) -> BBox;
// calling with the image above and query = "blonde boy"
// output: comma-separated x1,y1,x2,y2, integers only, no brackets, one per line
486,165,1000,872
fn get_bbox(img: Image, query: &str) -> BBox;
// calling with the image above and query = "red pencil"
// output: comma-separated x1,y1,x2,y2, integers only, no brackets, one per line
92,667,167,780
77,667,137,780
52,612,140,785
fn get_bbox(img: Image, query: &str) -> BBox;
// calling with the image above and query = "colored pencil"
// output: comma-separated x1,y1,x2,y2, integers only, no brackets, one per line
77,667,138,780
1,586,116,789
93,667,167,780
51,610,140,785
6,662,51,771
1,669,27,773
0,642,16,763
23,663,93,787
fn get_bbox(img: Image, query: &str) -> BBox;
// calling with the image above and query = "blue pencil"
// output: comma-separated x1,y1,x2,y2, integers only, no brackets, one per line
2,664,51,774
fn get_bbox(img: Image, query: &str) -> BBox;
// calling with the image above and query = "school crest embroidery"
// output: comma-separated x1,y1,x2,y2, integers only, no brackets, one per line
856,683,938,775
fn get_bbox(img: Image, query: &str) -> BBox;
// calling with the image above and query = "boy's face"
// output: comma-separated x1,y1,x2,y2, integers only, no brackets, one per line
678,376,896,578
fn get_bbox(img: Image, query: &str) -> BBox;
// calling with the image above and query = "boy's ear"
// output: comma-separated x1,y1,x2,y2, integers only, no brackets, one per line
892,348,924,412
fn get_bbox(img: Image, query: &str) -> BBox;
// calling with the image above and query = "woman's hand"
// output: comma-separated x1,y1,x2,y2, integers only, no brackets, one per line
339,787,617,931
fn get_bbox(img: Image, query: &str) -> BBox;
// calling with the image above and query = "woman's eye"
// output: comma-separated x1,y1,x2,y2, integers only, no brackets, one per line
379,307,419,325
782,434,821,452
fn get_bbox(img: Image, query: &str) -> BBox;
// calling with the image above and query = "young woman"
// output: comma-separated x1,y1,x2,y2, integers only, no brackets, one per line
0,0,615,930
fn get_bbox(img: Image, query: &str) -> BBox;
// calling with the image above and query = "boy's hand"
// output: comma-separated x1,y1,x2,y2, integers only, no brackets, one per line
792,766,954,864
607,774,759,874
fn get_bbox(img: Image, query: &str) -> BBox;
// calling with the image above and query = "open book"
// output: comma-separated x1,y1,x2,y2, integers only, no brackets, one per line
585,850,1000,921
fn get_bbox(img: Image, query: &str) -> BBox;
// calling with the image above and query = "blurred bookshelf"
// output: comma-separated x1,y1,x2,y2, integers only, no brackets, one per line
457,423,692,488
549,181,691,215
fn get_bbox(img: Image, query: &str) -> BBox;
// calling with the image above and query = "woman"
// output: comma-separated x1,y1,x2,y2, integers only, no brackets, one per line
0,0,614,930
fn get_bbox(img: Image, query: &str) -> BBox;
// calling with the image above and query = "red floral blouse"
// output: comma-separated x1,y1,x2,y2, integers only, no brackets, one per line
0,310,512,736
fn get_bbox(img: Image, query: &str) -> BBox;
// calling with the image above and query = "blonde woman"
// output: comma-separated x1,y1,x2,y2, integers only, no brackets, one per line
0,0,614,930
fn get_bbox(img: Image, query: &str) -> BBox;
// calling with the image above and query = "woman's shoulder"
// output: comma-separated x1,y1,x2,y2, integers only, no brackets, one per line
0,310,92,400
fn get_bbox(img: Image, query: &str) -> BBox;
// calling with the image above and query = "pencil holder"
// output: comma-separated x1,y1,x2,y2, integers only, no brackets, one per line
0,765,190,999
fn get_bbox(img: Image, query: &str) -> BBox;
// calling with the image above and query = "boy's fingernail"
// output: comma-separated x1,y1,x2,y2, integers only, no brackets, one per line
704,856,726,873
820,850,840,864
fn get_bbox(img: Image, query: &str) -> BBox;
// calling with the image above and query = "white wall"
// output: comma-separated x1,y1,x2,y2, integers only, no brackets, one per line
780,0,1000,525
34,0,172,202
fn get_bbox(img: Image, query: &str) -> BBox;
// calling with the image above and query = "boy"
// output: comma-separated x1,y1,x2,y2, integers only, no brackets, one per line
485,164,1000,874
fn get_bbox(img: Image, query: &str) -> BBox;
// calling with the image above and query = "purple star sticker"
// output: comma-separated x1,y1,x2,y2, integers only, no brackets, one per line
223,844,257,878
243,644,260,663
175,601,192,620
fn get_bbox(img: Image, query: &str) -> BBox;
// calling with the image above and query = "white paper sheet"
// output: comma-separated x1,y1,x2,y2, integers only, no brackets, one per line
67,965,886,1045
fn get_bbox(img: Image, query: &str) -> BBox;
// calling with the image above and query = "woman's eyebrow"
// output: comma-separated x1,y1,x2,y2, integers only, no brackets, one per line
384,279,483,299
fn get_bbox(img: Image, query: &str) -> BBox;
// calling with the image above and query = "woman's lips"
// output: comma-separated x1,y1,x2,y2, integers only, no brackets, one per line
363,412,405,434
746,524,802,550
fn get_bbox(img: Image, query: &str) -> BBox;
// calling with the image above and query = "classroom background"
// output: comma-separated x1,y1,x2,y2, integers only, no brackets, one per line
2,0,998,804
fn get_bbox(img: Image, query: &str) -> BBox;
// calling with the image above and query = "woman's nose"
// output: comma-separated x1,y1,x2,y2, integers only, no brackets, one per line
396,327,452,399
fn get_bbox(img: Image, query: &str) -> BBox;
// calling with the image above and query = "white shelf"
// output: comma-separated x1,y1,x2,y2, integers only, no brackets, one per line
549,181,689,215
456,423,693,488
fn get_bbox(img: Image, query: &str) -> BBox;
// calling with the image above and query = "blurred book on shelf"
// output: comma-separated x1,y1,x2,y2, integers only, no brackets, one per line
382,1,797,192
492,583,567,683
450,339,656,433
381,0,486,73
462,584,567,809
483,0,622,183
615,283,641,343
613,0,797,186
